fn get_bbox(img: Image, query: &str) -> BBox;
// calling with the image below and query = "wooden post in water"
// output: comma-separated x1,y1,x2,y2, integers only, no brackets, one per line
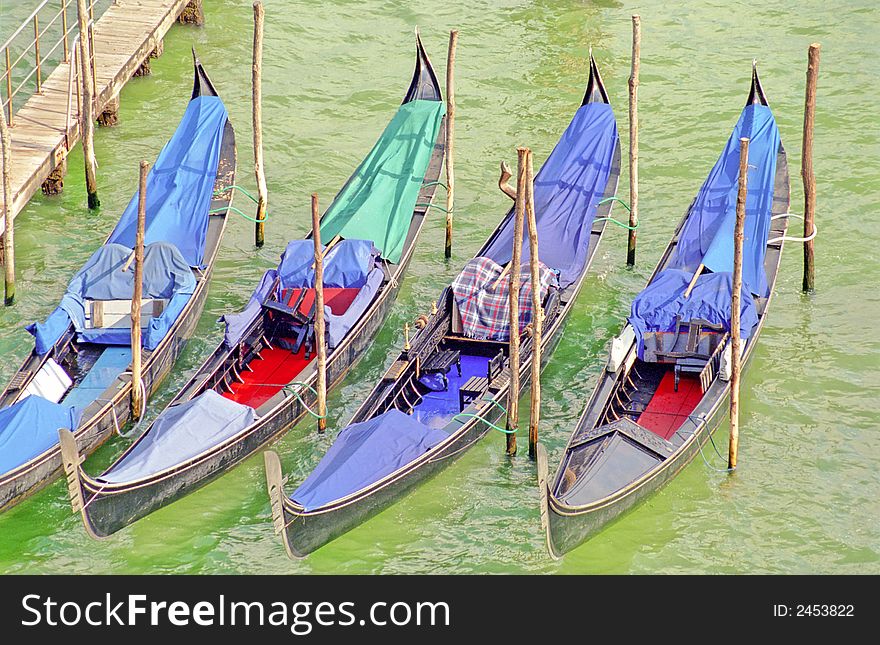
505,148,528,456
444,30,458,259
728,137,749,471
130,160,149,419
627,15,641,266
311,193,327,433
1,104,14,306
801,43,820,293
525,149,542,460
76,0,99,209
252,1,268,247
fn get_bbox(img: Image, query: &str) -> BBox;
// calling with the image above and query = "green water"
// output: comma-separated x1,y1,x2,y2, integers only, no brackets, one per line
0,0,877,574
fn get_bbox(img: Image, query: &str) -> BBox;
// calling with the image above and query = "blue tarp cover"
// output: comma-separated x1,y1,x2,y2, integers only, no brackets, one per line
107,95,228,268
628,268,759,358
99,390,257,483
669,104,780,297
325,268,384,348
221,268,279,347
291,409,449,511
278,239,377,289
27,242,196,353
483,103,618,288
0,395,80,476
221,239,379,348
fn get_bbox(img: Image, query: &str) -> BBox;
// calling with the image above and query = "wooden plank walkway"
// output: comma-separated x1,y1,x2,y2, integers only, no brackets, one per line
1,0,194,228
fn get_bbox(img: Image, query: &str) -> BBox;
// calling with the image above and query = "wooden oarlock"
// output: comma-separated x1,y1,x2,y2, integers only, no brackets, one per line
498,161,517,201
728,137,749,471
505,148,528,455
311,193,327,433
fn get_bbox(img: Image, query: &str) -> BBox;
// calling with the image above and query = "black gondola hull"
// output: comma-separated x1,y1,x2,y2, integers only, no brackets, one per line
76,240,419,537
543,133,790,558
0,59,235,514
280,324,568,558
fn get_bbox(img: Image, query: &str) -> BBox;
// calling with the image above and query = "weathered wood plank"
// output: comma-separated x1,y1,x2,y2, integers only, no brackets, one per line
0,0,193,230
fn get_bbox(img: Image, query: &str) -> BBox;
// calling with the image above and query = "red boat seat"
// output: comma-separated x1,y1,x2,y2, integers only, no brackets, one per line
637,371,703,440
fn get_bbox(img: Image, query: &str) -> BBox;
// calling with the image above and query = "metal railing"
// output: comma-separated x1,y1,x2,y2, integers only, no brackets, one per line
1,0,107,126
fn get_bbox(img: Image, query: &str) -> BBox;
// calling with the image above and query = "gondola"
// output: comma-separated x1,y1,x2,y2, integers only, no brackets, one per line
264,54,621,558
59,33,447,538
538,65,791,558
0,53,235,513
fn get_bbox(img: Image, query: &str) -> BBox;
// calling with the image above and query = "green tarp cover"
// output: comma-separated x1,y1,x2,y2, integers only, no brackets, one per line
319,99,445,264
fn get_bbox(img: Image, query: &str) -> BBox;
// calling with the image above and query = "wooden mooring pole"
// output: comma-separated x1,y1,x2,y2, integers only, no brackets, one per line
1,103,13,306
252,1,267,247
728,137,749,471
627,15,640,266
311,193,327,433
801,43,820,293
444,30,458,259
131,160,149,419
525,149,542,460
76,0,99,209
505,148,528,455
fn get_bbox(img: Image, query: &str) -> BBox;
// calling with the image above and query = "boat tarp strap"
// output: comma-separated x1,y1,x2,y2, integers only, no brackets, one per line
27,242,196,353
0,395,81,476
107,95,228,268
668,103,781,297
628,268,759,358
482,102,618,288
291,409,449,511
317,99,445,264
98,389,257,484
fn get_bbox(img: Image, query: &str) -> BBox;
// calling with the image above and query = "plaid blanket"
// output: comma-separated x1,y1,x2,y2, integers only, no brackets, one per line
451,256,558,341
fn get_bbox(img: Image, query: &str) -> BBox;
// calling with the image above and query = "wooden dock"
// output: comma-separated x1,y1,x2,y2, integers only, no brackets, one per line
1,0,201,229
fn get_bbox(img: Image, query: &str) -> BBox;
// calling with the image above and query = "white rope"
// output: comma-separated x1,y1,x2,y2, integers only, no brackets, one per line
766,212,817,244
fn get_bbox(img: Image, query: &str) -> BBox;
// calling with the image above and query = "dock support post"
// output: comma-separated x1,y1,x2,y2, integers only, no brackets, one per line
97,96,119,127
505,148,528,455
627,15,640,266
252,1,267,247
41,158,67,195
312,193,327,433
525,149,541,460
801,43,820,293
1,104,14,306
130,160,149,420
76,0,99,209
178,0,205,26
444,30,458,259
728,137,749,471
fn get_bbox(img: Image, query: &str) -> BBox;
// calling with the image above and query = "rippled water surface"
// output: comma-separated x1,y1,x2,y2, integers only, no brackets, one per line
0,0,877,574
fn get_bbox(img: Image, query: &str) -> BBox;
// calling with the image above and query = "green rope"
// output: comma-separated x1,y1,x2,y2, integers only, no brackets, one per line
283,381,327,419
214,184,260,204
422,180,448,190
209,205,267,224
597,196,632,212
452,413,513,434
415,202,450,213
595,216,639,231
452,397,513,434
